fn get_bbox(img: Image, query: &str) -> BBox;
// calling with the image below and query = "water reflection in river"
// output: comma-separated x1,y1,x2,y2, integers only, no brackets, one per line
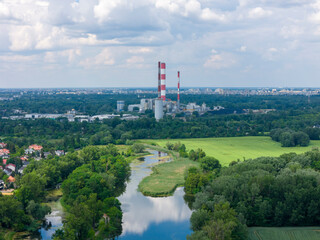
118,150,192,239
40,199,63,240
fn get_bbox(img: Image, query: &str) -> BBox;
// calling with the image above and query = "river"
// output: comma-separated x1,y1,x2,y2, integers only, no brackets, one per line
118,150,192,240
40,149,192,239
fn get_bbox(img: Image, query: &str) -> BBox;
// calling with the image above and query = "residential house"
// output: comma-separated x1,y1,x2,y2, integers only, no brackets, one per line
18,165,27,174
28,144,43,151
55,150,65,156
20,156,28,161
25,148,35,154
0,143,7,148
7,176,15,183
6,164,16,172
4,168,12,176
0,149,10,158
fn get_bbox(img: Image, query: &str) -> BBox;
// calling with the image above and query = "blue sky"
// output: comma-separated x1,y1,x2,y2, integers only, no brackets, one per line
0,0,320,88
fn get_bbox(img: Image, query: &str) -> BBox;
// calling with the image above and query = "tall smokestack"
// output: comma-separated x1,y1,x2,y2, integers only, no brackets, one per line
160,62,166,101
158,62,161,98
177,71,180,109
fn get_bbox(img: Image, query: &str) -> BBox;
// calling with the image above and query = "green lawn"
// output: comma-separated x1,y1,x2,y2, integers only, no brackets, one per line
249,227,320,240
143,136,320,166
138,158,199,197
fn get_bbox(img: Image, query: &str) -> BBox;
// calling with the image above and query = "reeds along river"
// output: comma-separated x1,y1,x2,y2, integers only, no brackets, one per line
40,149,192,240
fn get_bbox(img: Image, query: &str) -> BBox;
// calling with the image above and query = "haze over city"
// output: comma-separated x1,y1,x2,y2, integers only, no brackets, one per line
1,0,320,88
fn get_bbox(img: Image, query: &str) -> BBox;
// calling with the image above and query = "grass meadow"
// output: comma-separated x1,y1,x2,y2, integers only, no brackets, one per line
248,227,320,240
144,136,320,166
138,158,199,196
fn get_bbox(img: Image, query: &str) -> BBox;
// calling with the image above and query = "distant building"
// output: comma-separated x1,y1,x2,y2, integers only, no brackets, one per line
55,150,65,156
28,144,43,151
7,176,15,183
0,149,10,159
155,99,164,121
6,164,16,172
117,100,125,112
140,99,154,112
0,142,7,148
128,104,141,112
18,165,27,174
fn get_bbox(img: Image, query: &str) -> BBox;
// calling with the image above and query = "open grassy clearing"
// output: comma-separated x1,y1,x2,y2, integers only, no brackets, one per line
143,136,320,166
138,158,199,197
248,227,320,240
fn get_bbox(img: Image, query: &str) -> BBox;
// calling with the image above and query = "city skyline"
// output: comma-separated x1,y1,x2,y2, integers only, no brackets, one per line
1,0,320,88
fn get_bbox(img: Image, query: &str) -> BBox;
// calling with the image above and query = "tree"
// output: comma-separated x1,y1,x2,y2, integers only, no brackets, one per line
26,200,51,220
200,157,221,173
15,171,47,208
130,143,145,153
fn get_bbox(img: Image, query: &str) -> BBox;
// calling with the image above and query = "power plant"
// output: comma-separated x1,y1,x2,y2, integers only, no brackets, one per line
122,61,211,120
154,61,180,120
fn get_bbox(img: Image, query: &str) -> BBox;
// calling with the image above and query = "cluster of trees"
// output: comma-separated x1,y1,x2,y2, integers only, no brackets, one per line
187,149,320,239
53,145,130,240
270,128,310,147
0,144,130,238
0,172,51,233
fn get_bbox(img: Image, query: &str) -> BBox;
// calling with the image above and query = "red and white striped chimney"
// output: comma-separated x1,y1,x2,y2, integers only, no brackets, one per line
158,62,161,98
160,62,166,101
177,71,180,108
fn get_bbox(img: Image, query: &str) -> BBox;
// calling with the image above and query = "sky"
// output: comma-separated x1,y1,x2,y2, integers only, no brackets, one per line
1,0,320,88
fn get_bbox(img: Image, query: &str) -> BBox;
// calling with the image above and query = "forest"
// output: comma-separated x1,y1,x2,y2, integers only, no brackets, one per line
184,149,320,239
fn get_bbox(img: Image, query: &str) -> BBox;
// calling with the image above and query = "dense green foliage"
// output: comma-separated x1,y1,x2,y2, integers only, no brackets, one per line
270,128,310,147
54,145,130,240
188,149,320,239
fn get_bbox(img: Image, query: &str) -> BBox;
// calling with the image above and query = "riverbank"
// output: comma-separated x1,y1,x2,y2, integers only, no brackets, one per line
138,145,199,197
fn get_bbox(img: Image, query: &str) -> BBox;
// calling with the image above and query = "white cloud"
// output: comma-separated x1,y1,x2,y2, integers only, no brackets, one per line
128,47,153,54
0,2,10,18
0,54,38,62
155,0,226,22
44,49,81,63
204,51,236,69
239,45,247,52
79,48,115,68
126,56,144,64
94,0,122,23
248,7,272,19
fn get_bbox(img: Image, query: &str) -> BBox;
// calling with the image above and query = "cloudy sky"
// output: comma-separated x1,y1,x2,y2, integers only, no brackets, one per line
1,0,320,88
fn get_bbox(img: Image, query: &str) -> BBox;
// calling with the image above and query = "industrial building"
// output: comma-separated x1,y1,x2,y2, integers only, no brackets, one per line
117,100,125,112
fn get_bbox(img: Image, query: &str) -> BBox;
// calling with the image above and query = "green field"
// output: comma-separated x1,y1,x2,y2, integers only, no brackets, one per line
138,158,199,196
249,227,320,240
144,136,320,166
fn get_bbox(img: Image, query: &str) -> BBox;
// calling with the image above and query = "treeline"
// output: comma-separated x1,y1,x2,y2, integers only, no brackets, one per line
185,149,320,239
2,107,320,153
270,128,310,147
3,92,320,116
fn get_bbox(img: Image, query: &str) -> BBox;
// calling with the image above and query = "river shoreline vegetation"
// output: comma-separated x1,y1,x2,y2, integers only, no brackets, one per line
1,94,320,239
